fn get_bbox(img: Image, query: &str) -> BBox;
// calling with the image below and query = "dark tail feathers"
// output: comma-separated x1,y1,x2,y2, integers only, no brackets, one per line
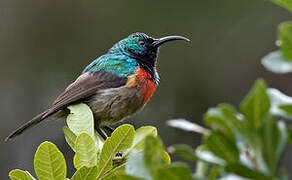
5,111,49,142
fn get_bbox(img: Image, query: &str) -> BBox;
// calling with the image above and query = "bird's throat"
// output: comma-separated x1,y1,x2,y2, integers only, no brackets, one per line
129,67,157,102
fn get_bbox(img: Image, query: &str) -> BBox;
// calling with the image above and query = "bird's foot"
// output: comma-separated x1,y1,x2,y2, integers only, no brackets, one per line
113,152,125,166
115,152,122,157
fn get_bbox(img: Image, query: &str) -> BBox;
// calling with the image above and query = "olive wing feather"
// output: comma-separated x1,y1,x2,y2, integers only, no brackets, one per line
43,70,127,118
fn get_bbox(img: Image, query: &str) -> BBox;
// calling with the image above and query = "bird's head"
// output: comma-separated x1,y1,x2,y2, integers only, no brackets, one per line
109,32,190,69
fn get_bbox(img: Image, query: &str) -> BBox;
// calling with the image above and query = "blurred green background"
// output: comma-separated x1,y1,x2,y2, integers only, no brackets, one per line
1,0,292,178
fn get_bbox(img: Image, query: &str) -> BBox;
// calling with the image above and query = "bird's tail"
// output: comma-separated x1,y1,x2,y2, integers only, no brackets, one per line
5,110,49,142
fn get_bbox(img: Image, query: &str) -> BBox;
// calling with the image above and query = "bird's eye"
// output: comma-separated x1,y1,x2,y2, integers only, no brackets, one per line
138,40,145,46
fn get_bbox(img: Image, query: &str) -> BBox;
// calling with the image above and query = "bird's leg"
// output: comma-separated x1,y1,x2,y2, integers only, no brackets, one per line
104,126,114,134
94,120,108,140
96,128,107,140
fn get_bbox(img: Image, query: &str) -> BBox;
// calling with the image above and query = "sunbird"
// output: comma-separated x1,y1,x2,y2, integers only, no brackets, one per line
6,33,189,141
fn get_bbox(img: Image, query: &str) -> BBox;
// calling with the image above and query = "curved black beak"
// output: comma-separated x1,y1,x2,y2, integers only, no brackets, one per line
152,36,190,48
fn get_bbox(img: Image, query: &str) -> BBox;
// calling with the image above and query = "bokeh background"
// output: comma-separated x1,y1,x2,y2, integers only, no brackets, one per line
1,0,292,178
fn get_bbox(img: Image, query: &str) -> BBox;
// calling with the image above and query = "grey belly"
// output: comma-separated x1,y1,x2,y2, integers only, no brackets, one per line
85,86,145,127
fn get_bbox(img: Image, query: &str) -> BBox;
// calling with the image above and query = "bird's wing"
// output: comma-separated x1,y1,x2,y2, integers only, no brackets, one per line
5,70,128,141
42,70,128,118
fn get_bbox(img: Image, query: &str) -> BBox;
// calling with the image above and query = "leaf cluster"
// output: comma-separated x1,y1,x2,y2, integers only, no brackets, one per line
9,103,189,180
168,79,292,179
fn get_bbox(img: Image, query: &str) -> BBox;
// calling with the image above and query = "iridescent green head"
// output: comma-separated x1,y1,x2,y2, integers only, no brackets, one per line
109,32,190,74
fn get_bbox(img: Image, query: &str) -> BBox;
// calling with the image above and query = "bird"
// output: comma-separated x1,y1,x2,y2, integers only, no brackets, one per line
5,32,189,141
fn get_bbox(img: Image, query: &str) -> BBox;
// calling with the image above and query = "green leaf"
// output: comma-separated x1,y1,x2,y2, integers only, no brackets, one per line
124,126,157,156
124,136,170,180
279,22,292,60
240,79,270,130
66,103,103,151
75,132,98,169
207,166,222,180
96,124,135,179
9,169,35,180
67,103,95,138
154,163,192,180
101,164,126,180
218,104,260,147
71,166,98,180
261,118,277,175
63,126,77,151
126,151,152,180
195,145,225,165
73,154,78,169
219,104,246,134
205,104,255,145
262,22,292,73
225,163,271,179
262,119,288,175
279,104,292,114
34,141,66,180
167,119,210,135
167,144,197,161
118,174,144,180
204,107,234,139
276,121,288,160
162,151,171,165
144,136,168,174
218,104,253,141
262,51,292,73
271,0,292,12
205,131,239,162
